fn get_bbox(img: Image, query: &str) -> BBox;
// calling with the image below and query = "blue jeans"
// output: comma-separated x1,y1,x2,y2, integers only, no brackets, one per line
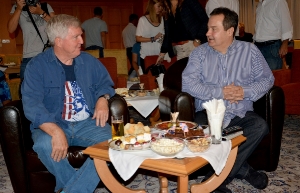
20,57,33,80
255,40,282,70
31,117,112,193
86,46,104,58
195,111,269,182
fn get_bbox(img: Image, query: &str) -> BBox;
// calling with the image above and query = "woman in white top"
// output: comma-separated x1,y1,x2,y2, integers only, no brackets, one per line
136,0,166,73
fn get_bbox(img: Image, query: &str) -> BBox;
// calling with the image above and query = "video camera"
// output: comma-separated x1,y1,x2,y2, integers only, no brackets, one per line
22,0,39,11
25,0,39,6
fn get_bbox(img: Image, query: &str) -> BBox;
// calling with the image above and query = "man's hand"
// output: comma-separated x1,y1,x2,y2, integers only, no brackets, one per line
29,3,44,15
223,83,244,103
40,123,68,162
92,97,109,127
51,127,68,162
279,40,289,58
16,0,26,11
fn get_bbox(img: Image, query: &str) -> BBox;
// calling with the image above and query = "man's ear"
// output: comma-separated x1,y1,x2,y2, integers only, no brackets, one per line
54,37,62,48
227,27,234,37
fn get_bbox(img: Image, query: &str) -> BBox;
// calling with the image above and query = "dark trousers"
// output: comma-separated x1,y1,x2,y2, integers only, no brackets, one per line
85,45,104,58
194,110,269,182
126,47,133,75
139,58,146,74
254,40,282,70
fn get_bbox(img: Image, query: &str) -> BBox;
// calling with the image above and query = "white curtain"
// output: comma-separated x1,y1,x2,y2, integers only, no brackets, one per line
287,0,300,39
239,0,300,39
239,0,256,35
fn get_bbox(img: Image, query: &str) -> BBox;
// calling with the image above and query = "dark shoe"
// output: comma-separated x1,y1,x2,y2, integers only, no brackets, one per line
244,168,268,189
212,182,232,193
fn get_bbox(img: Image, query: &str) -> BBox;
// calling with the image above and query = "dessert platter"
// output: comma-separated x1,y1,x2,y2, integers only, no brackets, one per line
154,121,206,138
109,122,155,151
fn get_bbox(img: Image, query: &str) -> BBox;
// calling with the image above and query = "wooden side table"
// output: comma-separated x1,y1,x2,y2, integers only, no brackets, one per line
84,135,246,193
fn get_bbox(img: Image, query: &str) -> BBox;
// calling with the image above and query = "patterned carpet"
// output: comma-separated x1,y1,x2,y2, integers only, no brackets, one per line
0,115,299,193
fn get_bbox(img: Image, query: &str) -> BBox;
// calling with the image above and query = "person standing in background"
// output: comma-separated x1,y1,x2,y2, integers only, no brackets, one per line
8,0,55,80
158,0,208,63
236,22,253,43
128,42,142,79
205,0,239,36
136,0,166,73
82,7,108,58
122,14,139,76
254,0,293,70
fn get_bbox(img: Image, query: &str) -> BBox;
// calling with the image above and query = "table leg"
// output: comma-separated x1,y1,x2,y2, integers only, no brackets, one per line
159,176,168,193
94,159,146,193
190,146,238,193
177,175,189,193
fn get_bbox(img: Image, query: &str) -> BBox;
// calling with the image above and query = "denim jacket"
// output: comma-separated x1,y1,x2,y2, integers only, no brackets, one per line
21,48,115,131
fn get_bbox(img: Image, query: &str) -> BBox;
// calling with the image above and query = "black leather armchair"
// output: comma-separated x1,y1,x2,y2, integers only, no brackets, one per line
159,58,285,171
0,95,129,193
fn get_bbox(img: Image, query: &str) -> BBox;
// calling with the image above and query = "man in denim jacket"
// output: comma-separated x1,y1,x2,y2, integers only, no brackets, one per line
21,14,115,193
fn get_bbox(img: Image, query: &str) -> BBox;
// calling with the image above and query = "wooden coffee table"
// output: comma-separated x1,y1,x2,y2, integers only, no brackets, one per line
83,135,246,193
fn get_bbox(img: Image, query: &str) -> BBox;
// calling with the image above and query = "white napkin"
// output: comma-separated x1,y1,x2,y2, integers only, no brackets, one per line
109,140,231,181
156,73,164,92
126,96,159,118
202,99,226,140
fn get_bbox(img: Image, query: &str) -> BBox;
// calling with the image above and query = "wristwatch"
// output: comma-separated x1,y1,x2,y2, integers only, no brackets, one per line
194,39,200,44
39,12,45,18
99,94,110,100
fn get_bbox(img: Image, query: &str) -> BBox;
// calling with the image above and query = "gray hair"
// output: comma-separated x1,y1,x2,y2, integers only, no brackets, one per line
46,14,81,45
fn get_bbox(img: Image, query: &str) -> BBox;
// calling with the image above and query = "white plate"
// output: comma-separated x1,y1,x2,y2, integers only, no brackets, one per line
109,139,150,151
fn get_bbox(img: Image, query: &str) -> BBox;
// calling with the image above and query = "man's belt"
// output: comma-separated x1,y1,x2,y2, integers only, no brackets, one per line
172,40,190,46
254,39,281,46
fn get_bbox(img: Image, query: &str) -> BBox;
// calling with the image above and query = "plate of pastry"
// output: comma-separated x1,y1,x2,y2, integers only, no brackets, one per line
109,122,155,151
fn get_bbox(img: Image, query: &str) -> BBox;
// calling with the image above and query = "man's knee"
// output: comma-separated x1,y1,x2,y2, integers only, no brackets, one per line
32,131,53,154
244,114,269,138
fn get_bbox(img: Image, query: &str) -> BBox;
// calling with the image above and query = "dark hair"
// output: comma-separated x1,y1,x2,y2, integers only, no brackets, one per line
129,14,138,22
94,7,103,16
210,7,238,36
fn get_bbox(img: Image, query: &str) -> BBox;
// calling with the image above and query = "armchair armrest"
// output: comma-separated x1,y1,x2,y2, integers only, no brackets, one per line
250,86,285,171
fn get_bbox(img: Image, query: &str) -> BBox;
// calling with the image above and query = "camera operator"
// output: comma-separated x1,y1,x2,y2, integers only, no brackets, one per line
8,0,55,97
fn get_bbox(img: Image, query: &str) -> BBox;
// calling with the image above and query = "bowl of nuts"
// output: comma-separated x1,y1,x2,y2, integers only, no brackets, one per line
150,138,185,156
185,136,211,153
